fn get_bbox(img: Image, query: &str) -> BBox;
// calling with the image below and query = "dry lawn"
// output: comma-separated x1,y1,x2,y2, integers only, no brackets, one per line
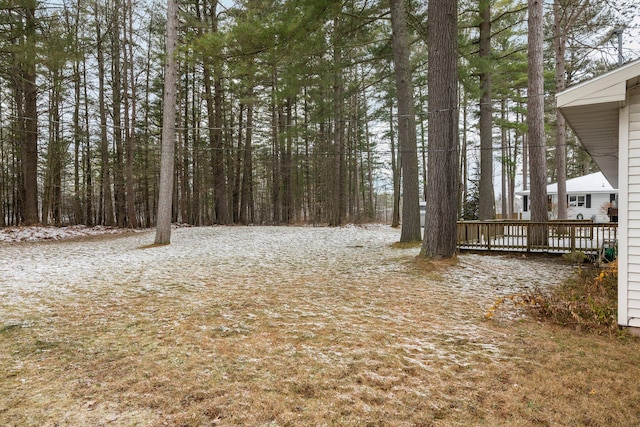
1,225,640,426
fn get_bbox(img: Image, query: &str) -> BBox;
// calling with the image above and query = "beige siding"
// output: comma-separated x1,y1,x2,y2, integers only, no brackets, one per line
629,290,640,301
627,88,640,325
629,191,640,203
629,147,640,159
629,307,640,319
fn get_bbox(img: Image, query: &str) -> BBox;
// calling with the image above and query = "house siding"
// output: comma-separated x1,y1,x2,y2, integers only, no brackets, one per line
566,193,610,222
520,192,613,222
624,87,640,326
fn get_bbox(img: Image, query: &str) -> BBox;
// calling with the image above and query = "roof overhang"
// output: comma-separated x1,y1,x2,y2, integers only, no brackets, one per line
557,59,640,188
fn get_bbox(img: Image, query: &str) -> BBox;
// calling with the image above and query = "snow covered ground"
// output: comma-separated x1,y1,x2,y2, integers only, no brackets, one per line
0,224,573,322
0,224,580,425
0,224,140,243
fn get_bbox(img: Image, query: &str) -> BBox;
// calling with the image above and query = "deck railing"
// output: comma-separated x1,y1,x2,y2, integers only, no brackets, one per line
457,220,618,254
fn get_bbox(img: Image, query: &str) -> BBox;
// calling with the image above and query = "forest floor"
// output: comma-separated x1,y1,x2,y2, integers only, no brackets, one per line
1,225,640,426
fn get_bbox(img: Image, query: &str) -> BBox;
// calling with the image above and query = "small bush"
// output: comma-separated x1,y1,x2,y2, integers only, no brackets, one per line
561,251,587,264
528,261,618,333
485,261,619,334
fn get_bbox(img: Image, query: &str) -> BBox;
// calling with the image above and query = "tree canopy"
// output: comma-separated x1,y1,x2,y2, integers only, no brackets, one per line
0,0,636,246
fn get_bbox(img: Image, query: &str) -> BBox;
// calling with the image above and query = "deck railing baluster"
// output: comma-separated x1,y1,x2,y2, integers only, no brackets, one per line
456,220,617,255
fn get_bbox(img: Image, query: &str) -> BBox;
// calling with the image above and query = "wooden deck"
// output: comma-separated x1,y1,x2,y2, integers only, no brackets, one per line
457,221,618,255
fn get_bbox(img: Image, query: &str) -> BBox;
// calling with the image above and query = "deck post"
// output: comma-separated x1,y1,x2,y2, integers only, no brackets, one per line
570,225,576,252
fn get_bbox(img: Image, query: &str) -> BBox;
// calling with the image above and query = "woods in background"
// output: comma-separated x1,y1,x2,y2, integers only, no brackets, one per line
0,0,634,229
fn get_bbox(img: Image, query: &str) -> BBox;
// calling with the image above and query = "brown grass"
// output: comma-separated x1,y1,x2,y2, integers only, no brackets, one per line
2,242,640,425
390,241,422,249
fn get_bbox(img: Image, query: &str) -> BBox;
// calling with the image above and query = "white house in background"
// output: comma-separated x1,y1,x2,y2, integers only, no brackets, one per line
517,172,618,222
556,58,640,329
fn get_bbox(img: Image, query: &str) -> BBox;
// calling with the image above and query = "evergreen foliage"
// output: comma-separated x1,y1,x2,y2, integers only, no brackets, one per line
0,0,635,246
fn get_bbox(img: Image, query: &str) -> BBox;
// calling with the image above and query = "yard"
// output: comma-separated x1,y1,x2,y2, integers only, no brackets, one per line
1,225,639,426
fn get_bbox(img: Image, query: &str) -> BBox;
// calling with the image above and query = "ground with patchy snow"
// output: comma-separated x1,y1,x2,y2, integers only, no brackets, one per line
0,225,568,320
4,225,635,426
0,225,139,243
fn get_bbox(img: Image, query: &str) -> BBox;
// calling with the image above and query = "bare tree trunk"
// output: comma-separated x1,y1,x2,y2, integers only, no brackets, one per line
332,34,347,226
112,0,126,227
422,0,459,259
461,88,469,218
390,0,421,241
124,0,138,228
528,0,548,244
271,75,281,223
82,53,93,226
0,97,6,226
419,87,428,203
142,14,154,227
201,2,228,225
22,3,38,225
72,11,82,225
240,86,254,224
478,0,495,220
212,71,228,224
390,100,400,228
43,69,63,226
155,0,178,245
553,0,590,220
554,1,567,220
96,7,115,226
500,99,508,218
365,106,375,221
283,98,294,223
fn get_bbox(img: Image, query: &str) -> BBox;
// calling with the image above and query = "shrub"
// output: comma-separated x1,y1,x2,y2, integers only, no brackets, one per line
486,261,619,334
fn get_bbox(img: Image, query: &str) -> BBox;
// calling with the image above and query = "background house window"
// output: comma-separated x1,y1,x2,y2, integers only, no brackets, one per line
568,195,586,207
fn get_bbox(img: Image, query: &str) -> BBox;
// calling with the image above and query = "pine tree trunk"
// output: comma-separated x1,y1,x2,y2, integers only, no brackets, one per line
271,75,281,223
213,72,228,224
112,0,126,227
527,0,548,244
124,0,138,228
554,0,567,220
154,0,178,245
422,0,459,259
240,86,254,224
501,99,509,219
96,9,115,226
390,0,421,242
73,24,82,225
461,89,469,218
478,0,495,221
22,3,38,225
83,57,93,227
331,36,347,226
390,101,400,228
419,87,428,203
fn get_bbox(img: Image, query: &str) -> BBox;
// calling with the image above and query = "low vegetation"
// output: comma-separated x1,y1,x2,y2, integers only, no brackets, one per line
487,259,620,334
528,260,619,333
1,228,639,426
